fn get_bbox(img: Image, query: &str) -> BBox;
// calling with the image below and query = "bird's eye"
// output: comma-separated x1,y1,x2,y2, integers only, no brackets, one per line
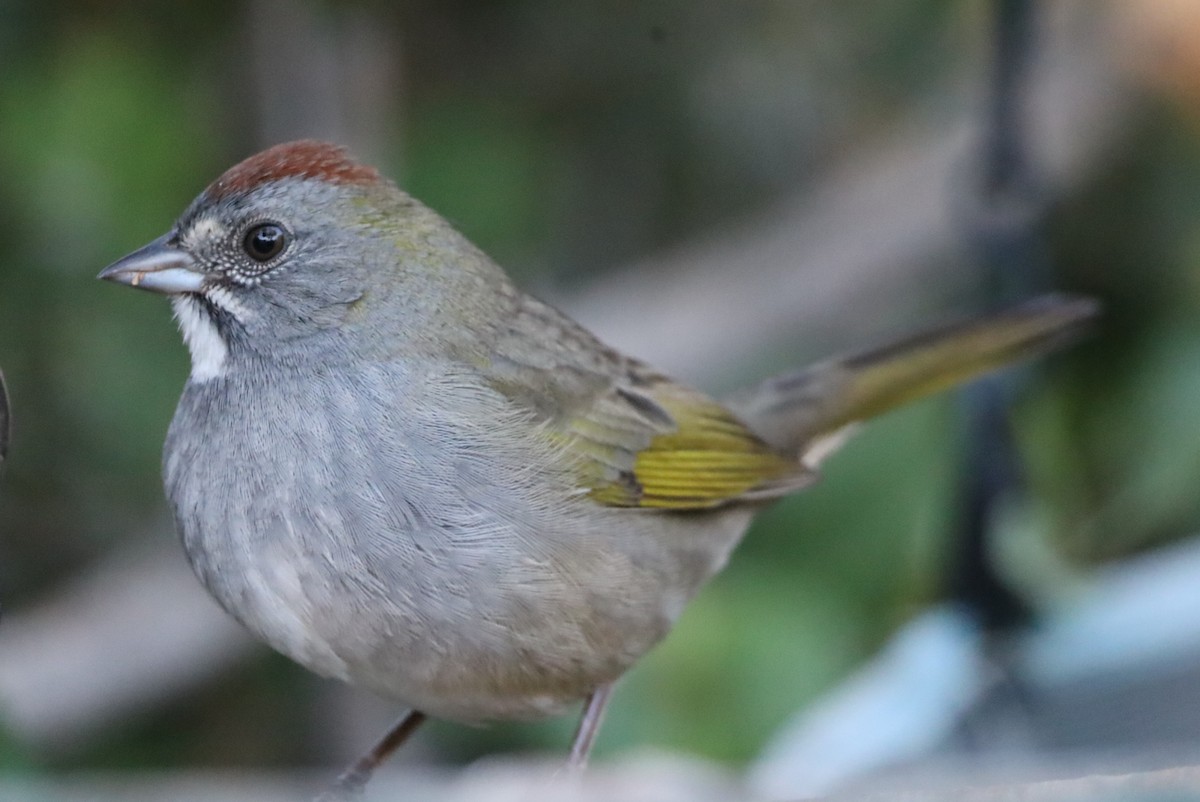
243,223,287,262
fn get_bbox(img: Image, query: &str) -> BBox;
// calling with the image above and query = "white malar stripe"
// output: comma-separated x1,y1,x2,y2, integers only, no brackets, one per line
171,295,228,382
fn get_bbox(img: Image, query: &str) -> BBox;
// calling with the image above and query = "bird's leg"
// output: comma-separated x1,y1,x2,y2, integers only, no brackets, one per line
566,683,615,772
325,709,426,798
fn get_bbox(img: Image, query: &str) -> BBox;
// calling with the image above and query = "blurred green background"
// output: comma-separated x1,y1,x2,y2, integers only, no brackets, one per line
1,0,1199,781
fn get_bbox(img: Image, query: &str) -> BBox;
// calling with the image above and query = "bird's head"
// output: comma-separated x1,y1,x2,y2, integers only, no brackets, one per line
101,140,507,380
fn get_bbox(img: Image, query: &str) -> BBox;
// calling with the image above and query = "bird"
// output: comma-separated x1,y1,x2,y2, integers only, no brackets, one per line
98,140,1096,794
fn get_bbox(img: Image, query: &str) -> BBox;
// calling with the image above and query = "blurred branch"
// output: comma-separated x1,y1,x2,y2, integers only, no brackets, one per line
0,9,1131,754
565,7,1123,387
0,537,254,749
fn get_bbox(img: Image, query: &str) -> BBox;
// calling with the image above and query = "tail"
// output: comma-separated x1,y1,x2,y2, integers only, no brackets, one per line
726,294,1098,459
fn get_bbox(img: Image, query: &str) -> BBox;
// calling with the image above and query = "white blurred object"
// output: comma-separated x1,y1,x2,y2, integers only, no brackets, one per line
749,606,991,799
750,535,1200,800
1025,537,1200,685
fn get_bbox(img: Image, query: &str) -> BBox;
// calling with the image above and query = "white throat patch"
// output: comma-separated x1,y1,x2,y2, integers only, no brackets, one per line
171,295,228,382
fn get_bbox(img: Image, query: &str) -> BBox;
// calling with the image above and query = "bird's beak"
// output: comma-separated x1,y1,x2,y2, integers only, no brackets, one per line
98,233,206,295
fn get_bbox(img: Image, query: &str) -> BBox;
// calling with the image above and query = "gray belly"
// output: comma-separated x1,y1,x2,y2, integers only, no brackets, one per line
163,368,752,722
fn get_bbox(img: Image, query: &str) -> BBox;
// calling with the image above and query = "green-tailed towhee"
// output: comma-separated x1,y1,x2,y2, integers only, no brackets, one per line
99,140,1095,792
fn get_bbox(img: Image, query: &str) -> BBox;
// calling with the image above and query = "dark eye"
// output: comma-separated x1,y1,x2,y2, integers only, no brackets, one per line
243,223,287,262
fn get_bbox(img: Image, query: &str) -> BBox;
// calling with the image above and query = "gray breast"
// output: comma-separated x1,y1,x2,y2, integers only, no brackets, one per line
162,358,756,720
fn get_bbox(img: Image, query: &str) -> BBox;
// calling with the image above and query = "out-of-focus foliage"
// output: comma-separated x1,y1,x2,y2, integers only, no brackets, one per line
0,0,1197,779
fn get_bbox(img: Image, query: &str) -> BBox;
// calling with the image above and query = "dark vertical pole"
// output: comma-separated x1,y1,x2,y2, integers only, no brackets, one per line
978,0,1046,296
0,370,8,470
947,0,1044,631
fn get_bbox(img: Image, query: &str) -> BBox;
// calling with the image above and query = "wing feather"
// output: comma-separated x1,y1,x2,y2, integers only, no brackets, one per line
488,295,809,511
